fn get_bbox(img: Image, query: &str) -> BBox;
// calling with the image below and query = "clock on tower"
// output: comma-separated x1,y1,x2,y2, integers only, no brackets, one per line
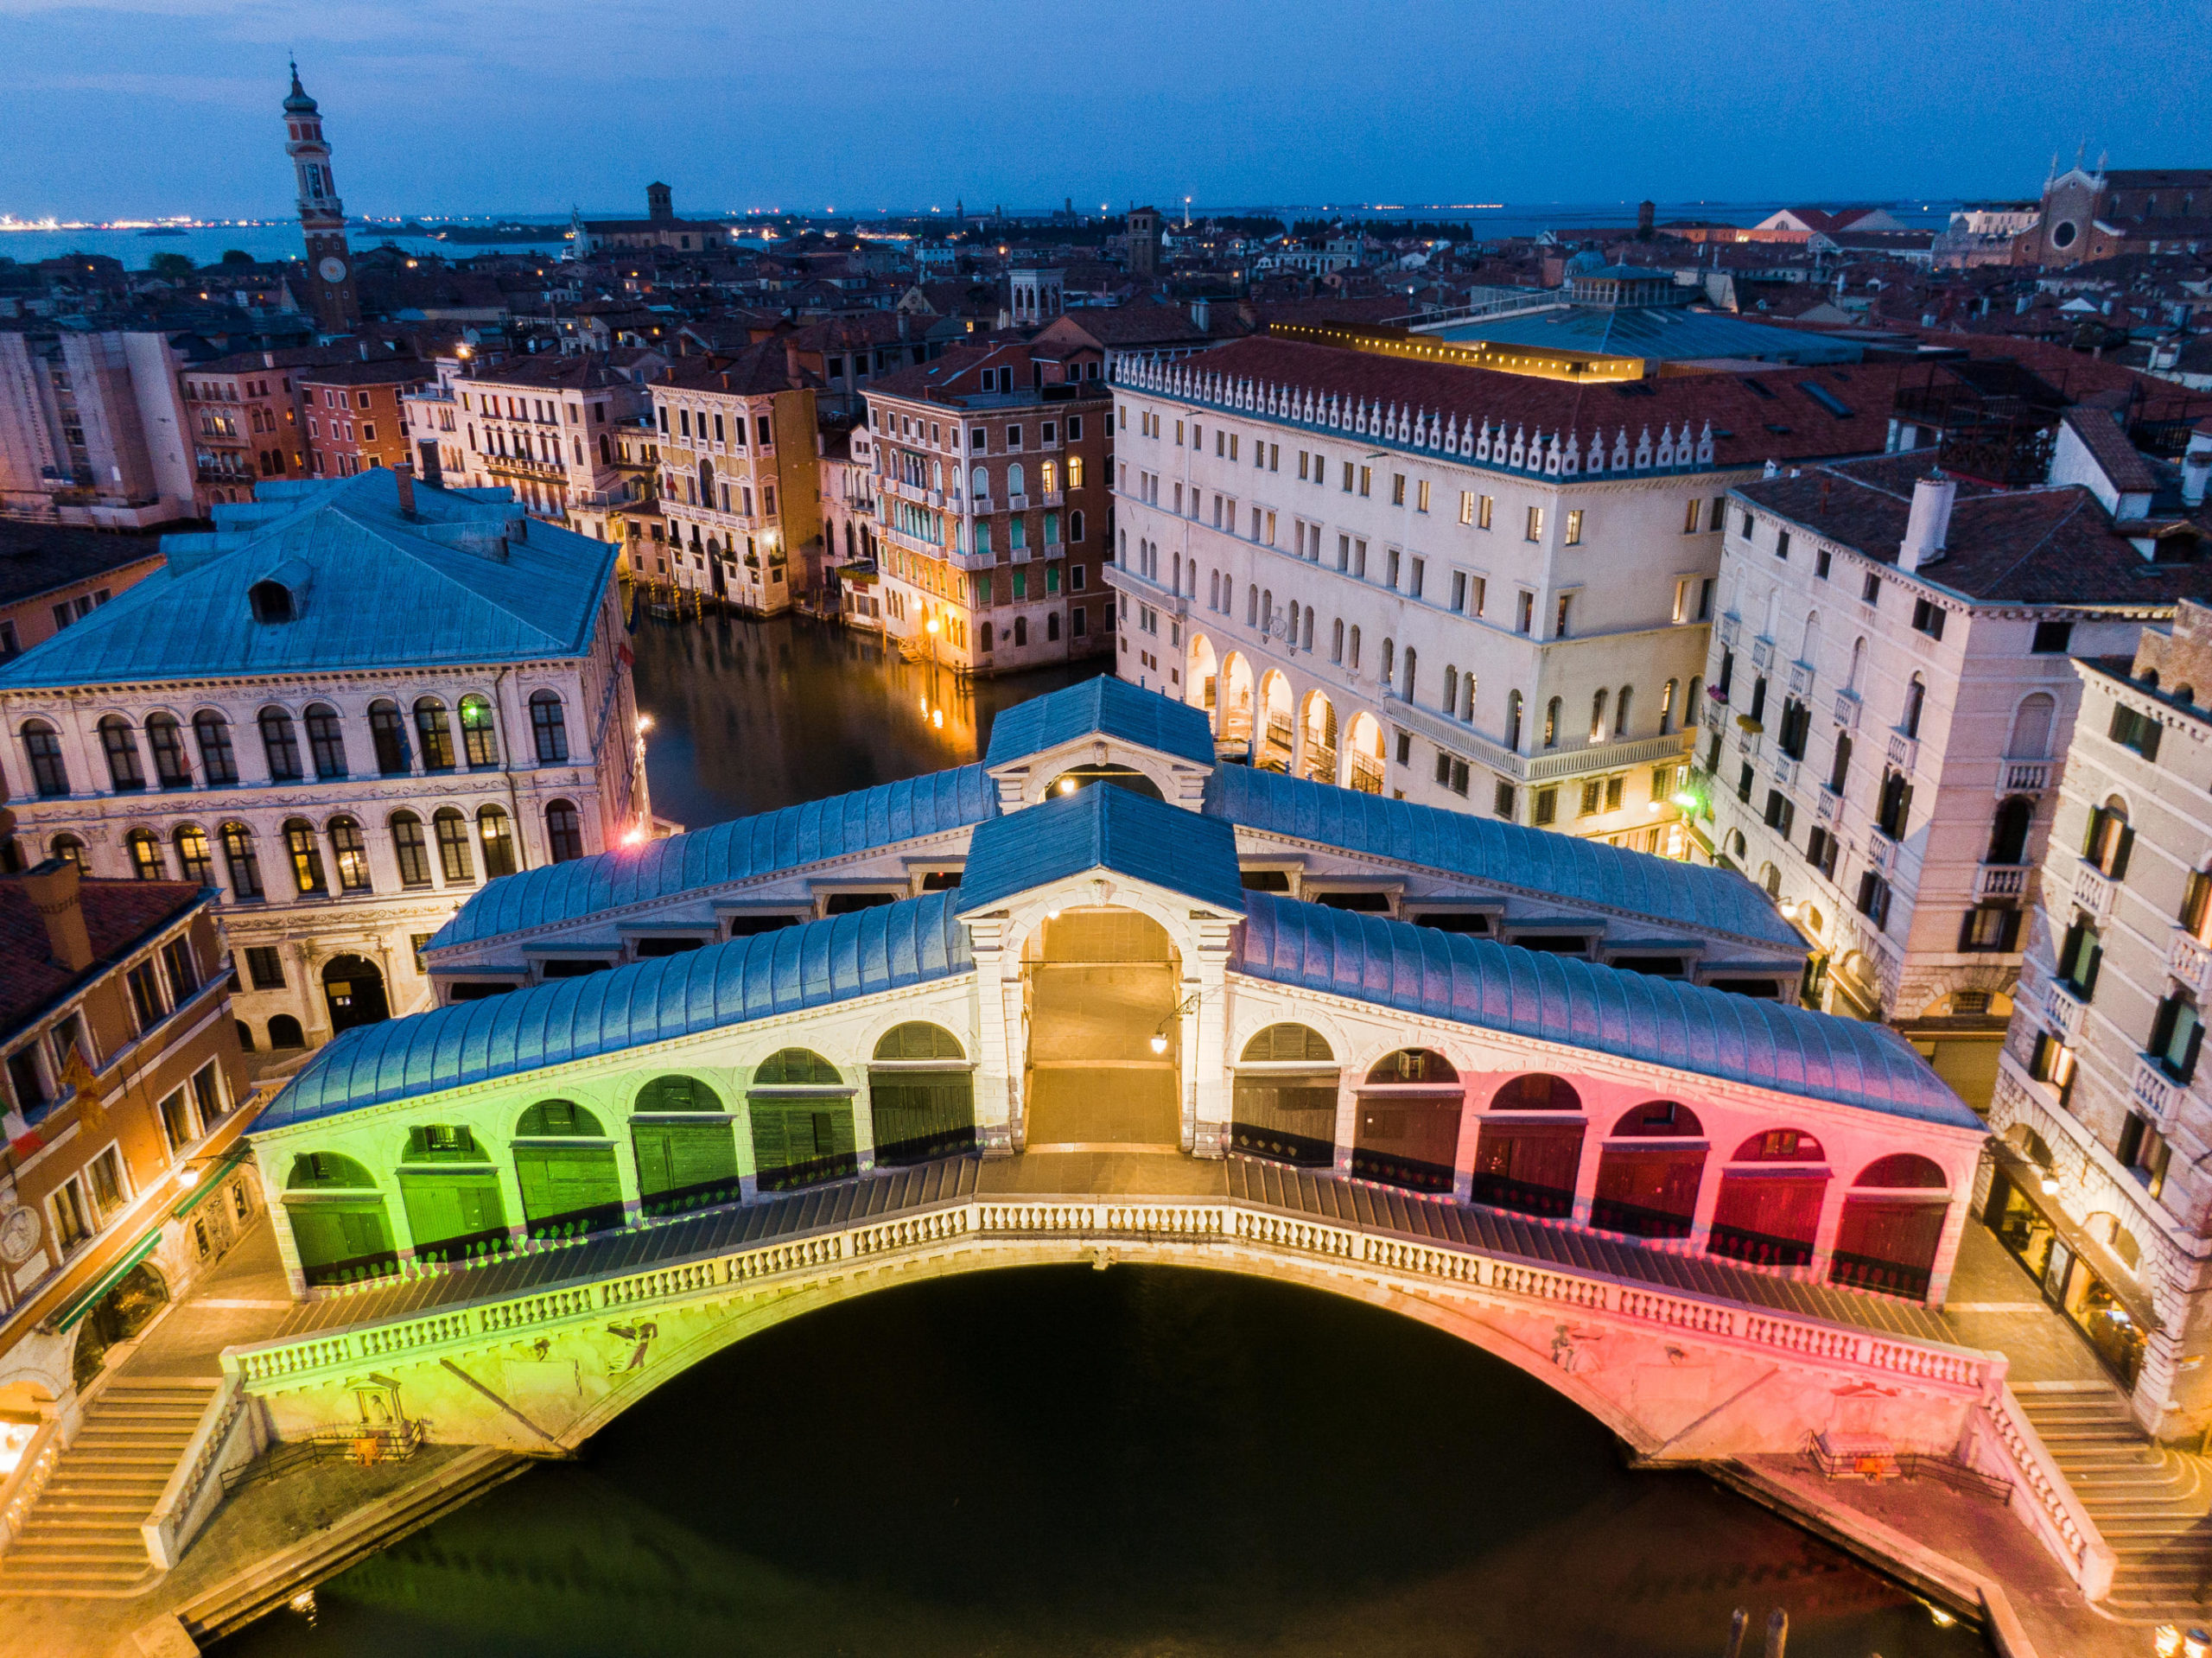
282,62,360,336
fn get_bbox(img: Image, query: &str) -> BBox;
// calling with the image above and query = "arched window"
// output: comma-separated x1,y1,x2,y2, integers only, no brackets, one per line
265,1013,305,1049
870,1024,975,1166
1854,1153,1947,1189
1732,1128,1825,1161
697,457,714,501
219,822,263,900
1903,673,1927,740
248,580,294,624
1242,1024,1334,1062
750,1050,855,1191
545,799,583,862
1832,1154,1950,1298
1231,1024,1338,1167
1506,690,1522,751
192,711,237,784
460,695,499,767
1379,634,1392,682
1711,1129,1829,1269
1847,637,1866,693
258,707,301,781
631,1077,738,1213
234,1020,254,1052
1542,696,1561,748
969,465,988,499
125,828,165,881
1490,1074,1582,1111
1589,689,1608,743
2008,692,2056,759
283,817,327,896
1354,1050,1460,1194
2083,796,2132,877
415,698,454,771
99,715,144,791
327,816,370,892
477,805,518,878
286,1151,377,1189
1401,646,1417,702
368,700,410,774
1442,666,1458,715
21,720,67,797
145,714,190,788
433,808,474,884
173,824,213,886
1591,1101,1707,1237
516,1099,607,1137
1069,509,1084,543
1007,461,1026,497
303,703,346,779
390,811,431,887
1660,678,1678,736
1615,685,1631,736
1986,796,2034,865
49,835,85,869
636,1075,726,1113
530,691,569,763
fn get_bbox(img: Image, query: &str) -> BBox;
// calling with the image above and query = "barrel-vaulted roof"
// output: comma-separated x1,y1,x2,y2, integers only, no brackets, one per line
431,765,1000,950
1204,765,1802,950
1234,894,1975,1128
982,675,1216,769
957,781,1245,917
0,470,619,689
261,893,974,1131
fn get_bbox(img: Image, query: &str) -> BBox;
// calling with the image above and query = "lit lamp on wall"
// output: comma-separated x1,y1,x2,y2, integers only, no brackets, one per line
1148,992,1203,1057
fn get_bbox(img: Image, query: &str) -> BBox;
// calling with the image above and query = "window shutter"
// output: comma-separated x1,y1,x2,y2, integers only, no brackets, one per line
2182,1021,2204,1085
2059,920,2083,976
2152,996,2178,1058
1999,907,2024,951
2082,944,2102,998
1958,909,1980,952
2112,826,2135,881
2142,720,2163,763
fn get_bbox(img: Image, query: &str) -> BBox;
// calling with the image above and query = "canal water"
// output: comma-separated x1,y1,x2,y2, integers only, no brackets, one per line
215,617,1988,1657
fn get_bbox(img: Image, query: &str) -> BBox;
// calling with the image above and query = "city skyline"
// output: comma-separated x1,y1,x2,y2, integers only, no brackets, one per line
6,0,2209,219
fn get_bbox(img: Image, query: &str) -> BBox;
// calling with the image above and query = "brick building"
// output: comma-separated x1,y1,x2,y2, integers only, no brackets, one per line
297,359,435,480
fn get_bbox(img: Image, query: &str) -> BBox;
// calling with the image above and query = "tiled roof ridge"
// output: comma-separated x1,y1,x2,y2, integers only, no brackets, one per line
1114,341,1723,480
321,500,575,653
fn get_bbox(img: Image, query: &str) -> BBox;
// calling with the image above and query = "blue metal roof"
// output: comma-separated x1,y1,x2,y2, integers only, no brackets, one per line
433,764,999,950
1431,307,1865,366
0,471,618,689
1204,765,1802,950
982,674,1217,769
261,893,974,1130
1235,894,1976,1129
957,781,1246,917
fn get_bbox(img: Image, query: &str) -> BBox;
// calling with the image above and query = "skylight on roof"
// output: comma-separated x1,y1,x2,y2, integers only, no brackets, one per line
1799,383,1854,418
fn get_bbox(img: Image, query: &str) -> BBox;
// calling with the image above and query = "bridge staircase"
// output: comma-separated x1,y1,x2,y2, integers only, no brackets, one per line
2017,1382,2212,1618
0,1377,215,1594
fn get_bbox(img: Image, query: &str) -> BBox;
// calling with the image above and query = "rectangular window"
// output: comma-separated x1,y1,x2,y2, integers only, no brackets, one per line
2109,703,2163,762
1391,473,1406,505
1357,466,1371,497
1775,530,1790,561
1516,591,1534,635
88,1147,124,1215
158,1087,194,1155
1815,548,1832,579
1763,789,1796,840
1862,572,1880,606
1579,780,1602,817
1451,571,1467,613
1525,505,1544,542
1910,597,1946,639
1564,510,1582,545
1959,903,2023,953
2032,620,2075,654
1533,787,1557,827
1478,494,1493,530
192,1059,224,1127
1856,871,1892,931
1683,499,1701,534
1554,592,1573,638
1459,491,1475,525
127,961,166,1031
244,945,285,990
2030,1032,2078,1105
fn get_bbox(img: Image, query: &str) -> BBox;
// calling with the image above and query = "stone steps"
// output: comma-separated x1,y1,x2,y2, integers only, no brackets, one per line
0,1378,217,1595
2018,1387,2212,1618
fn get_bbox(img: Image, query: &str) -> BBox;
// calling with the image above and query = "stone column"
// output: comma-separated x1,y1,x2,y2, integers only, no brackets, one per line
1923,1190,1974,1307
1808,1175,1848,1286
492,1155,531,1250
1686,1155,1725,1254
1189,917,1235,1159
608,1128,643,1228
853,1078,877,1175
385,1178,420,1266
269,1197,309,1298
1568,1113,1608,1228
1334,1072,1358,1178
967,918,1017,1155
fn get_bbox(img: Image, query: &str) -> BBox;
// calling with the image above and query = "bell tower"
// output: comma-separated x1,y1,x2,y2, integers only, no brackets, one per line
283,62,360,335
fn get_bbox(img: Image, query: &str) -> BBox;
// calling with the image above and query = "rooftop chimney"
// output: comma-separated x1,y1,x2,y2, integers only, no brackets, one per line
2183,420,2212,511
22,857,92,973
1899,473,1955,573
393,460,416,515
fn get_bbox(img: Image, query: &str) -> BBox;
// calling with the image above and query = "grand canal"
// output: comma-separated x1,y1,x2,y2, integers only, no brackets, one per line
217,615,1987,1658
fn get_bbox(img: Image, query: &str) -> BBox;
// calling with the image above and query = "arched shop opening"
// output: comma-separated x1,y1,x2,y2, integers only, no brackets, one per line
868,1023,977,1166
1353,1049,1462,1193
283,1151,397,1286
513,1100,624,1239
1829,1153,1948,1299
1187,633,1219,725
1217,653,1255,754
1344,712,1385,795
398,1124,508,1262
1022,908,1181,1149
1709,1128,1829,1268
1230,1023,1339,1166
1590,1101,1707,1239
749,1050,856,1192
1472,1073,1585,1217
65,1260,169,1391
632,1075,742,1215
1256,670,1294,772
1300,692,1338,785
321,953,389,1034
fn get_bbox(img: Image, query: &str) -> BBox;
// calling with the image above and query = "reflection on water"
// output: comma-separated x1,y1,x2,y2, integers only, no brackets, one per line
213,1268,1985,1658
629,612,1105,829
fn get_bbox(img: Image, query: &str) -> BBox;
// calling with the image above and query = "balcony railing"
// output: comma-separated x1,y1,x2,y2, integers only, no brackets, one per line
1751,635,1776,671
1868,828,1897,876
2171,928,2212,1000
2003,760,2050,794
1348,756,1384,795
1975,863,2031,900
1770,754,1796,790
2043,976,2085,1042
1007,492,1030,511
2131,1058,2176,1122
2072,861,2115,920
1787,661,1814,699
1834,689,1862,732
1887,731,1918,772
1717,613,1740,649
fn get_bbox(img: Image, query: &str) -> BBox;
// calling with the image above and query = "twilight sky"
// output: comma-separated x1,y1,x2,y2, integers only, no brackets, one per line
6,0,2208,219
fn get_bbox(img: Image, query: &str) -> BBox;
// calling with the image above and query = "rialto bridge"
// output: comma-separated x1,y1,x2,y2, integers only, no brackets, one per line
216,680,2112,1597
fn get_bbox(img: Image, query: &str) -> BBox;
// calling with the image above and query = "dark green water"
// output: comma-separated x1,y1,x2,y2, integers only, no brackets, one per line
216,619,1986,1656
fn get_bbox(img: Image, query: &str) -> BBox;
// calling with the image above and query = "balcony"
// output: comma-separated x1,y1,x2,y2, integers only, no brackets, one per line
2131,1057,2177,1122
2170,926,2212,999
1042,490,1065,507
1815,786,1839,824
1750,635,1775,671
2072,861,2115,920
2002,760,2050,794
1974,863,2031,900
1770,754,1796,791
1007,493,1030,511
1717,613,1740,649
1786,661,1814,699
1833,689,1861,731
2042,975,2085,1043
1868,827,1897,876
1886,731,1917,772
970,496,995,516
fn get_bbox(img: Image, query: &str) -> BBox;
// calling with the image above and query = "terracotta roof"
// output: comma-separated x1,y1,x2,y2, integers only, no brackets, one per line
466,356,639,393
0,522,166,607
659,340,813,397
296,359,436,389
0,878,207,1036
2063,407,2162,495
1738,452,2212,606
1158,335,1903,471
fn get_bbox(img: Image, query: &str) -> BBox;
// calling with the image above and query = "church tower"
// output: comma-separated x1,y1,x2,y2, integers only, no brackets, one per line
283,63,360,335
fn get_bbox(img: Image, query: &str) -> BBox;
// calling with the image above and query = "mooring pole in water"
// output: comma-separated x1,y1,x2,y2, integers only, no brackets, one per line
1722,1607,1747,1658
1764,1607,1787,1658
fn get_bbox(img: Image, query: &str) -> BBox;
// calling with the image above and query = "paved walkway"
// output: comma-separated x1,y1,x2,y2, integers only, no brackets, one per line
1940,1223,2119,1388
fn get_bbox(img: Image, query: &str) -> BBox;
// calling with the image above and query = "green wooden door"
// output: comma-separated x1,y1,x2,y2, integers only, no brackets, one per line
288,1199,395,1286
632,1120,741,1210
399,1171,508,1259
749,1096,856,1191
868,1071,975,1165
512,1145,624,1236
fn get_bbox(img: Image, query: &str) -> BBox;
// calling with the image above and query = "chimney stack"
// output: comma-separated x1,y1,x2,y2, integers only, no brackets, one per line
393,460,416,515
1899,473,1955,573
2183,420,2212,510
22,857,92,973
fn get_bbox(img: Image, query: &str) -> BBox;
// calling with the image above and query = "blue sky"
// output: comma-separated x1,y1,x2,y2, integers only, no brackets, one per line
6,0,2208,219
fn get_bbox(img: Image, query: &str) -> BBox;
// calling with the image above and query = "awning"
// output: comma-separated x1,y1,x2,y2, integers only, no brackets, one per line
170,1144,251,1219
1987,1142,2162,1332
47,1226,164,1334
